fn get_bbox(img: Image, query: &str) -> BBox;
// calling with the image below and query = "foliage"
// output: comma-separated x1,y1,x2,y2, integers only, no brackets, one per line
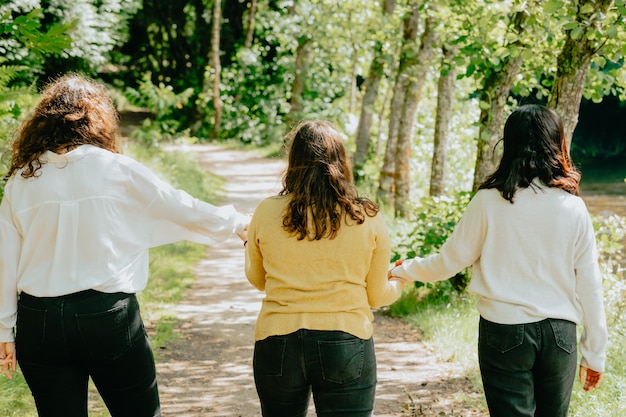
124,72,195,146
389,191,473,299
210,0,382,143
0,4,75,82
40,0,140,78
593,214,626,341
0,5,76,197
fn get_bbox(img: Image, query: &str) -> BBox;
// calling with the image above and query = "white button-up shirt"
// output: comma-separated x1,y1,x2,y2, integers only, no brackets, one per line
0,145,248,342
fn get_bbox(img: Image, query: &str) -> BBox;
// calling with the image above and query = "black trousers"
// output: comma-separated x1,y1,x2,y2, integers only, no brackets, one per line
16,290,161,417
254,329,377,417
478,317,578,417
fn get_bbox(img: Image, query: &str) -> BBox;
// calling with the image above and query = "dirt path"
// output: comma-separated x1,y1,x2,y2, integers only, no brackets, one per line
155,145,487,417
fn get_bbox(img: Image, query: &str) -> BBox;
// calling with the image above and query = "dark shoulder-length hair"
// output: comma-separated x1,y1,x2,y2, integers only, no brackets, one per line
5,73,120,181
280,120,379,240
479,104,580,203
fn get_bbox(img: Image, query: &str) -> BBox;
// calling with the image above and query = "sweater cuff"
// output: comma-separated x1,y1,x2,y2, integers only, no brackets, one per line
0,327,15,343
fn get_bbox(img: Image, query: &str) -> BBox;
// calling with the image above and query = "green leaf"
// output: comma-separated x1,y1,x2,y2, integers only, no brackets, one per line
580,4,595,14
571,26,583,40
544,0,561,14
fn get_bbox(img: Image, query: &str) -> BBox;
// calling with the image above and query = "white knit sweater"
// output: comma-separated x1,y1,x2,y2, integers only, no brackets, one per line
392,183,607,372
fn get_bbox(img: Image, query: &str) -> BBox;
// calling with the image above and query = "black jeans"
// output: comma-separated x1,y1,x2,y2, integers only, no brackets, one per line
253,329,377,417
478,317,578,417
16,290,160,417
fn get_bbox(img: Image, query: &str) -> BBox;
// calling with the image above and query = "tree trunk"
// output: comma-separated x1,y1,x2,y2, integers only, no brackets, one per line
353,0,396,183
548,0,613,147
210,0,223,140
394,15,438,217
429,45,459,197
285,35,311,127
472,11,528,191
377,3,420,204
244,0,257,49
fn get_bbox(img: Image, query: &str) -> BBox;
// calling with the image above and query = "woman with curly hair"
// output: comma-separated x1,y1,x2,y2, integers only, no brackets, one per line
390,104,607,417
0,73,248,417
245,120,410,416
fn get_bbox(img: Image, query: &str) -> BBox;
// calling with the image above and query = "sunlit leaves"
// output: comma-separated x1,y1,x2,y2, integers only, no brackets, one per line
46,0,141,66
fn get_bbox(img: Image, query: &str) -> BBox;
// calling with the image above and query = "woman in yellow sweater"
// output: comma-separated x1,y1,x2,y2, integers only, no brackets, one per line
245,120,408,417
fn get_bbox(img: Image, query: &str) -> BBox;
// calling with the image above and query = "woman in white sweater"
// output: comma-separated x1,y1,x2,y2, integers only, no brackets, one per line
0,74,248,417
390,104,607,417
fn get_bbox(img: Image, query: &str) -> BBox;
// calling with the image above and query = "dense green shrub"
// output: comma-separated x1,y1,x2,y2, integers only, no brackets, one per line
389,192,473,301
122,72,195,147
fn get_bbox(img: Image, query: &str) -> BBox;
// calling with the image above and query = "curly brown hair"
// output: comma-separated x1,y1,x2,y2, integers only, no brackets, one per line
280,120,379,240
5,73,120,181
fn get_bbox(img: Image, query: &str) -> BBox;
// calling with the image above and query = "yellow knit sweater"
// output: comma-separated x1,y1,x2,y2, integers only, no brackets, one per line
245,195,403,341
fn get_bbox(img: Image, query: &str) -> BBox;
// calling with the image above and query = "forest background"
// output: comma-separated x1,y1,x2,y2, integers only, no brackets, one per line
1,0,625,416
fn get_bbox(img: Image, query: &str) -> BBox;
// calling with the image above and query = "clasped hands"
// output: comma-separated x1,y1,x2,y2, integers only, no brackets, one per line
387,259,413,287
0,342,16,379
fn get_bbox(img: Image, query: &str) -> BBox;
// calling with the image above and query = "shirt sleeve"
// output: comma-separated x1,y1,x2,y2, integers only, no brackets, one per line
365,215,403,308
391,193,484,282
575,212,608,372
0,193,20,342
244,209,266,291
124,158,249,248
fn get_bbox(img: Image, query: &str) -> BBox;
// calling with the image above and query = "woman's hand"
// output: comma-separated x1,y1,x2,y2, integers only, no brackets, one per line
0,342,16,379
579,365,602,391
387,259,403,280
237,223,249,242
388,259,413,288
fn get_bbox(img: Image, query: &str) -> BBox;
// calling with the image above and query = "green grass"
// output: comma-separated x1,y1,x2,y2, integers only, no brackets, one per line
0,144,223,417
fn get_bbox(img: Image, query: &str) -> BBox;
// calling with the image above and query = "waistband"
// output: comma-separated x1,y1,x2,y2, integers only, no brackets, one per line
19,289,131,303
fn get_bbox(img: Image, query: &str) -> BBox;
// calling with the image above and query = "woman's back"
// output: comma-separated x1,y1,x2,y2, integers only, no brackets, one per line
246,194,399,341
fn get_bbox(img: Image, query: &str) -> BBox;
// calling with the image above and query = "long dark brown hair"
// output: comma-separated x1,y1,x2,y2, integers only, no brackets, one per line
479,104,580,203
5,73,120,181
280,120,379,240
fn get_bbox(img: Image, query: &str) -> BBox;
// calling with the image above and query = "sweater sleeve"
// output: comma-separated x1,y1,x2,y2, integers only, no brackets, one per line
245,208,266,291
366,215,403,308
575,213,608,372
391,193,485,282
0,192,20,342
124,158,249,248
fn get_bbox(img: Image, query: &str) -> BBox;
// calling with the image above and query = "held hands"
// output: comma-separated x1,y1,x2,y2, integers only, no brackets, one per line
579,365,602,392
0,342,16,380
237,223,248,242
388,259,413,288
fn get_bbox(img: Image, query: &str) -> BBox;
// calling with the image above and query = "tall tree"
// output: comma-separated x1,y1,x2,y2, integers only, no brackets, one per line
352,0,396,182
429,44,459,197
547,0,615,145
285,33,311,127
393,13,438,217
377,3,420,205
471,9,530,191
244,0,257,49
210,0,223,139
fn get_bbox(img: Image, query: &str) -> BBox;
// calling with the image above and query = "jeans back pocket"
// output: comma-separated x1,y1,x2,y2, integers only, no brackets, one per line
548,319,577,354
318,338,365,384
254,336,286,377
479,317,524,353
76,300,132,361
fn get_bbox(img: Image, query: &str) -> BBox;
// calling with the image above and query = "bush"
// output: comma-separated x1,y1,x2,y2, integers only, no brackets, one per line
389,192,473,301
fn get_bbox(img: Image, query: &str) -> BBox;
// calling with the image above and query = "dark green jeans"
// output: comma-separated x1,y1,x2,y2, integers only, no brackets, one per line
253,329,376,417
478,317,578,417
